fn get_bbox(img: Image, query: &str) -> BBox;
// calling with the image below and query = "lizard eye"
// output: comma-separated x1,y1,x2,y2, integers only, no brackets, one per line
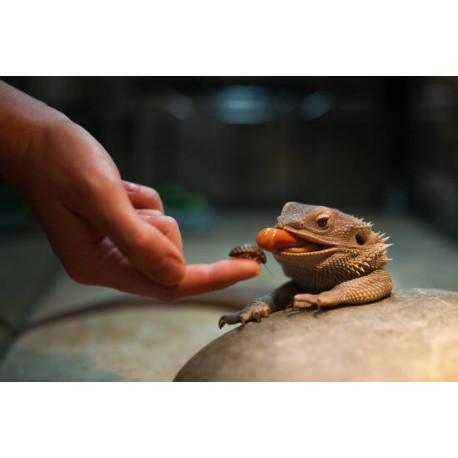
316,216,328,229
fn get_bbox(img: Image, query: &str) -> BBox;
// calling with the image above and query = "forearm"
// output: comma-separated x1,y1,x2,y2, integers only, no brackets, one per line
0,81,65,183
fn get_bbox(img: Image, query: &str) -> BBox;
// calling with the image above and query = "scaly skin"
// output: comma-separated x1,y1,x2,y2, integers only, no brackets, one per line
219,202,393,328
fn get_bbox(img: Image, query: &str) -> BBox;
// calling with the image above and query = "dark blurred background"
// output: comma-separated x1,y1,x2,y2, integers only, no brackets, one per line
1,76,457,238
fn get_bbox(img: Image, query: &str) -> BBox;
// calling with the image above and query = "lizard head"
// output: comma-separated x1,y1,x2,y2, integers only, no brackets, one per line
257,202,391,272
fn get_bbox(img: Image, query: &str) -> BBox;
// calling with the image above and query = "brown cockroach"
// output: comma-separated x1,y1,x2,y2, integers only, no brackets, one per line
229,244,267,264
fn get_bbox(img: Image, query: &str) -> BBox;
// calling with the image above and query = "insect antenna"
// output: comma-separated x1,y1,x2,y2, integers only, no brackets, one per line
263,263,274,276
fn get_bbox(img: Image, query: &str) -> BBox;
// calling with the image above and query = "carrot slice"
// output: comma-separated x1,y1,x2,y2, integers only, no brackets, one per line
256,227,305,252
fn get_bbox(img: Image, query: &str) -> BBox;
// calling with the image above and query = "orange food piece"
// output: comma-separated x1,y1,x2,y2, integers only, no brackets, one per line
256,227,305,252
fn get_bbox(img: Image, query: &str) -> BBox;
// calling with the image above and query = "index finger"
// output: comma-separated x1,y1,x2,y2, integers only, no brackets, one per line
158,258,261,300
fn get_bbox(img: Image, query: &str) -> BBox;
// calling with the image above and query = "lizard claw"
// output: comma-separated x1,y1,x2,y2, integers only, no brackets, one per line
217,301,270,328
218,312,245,328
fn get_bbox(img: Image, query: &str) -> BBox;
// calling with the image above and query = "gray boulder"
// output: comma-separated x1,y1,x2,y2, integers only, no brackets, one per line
175,288,458,381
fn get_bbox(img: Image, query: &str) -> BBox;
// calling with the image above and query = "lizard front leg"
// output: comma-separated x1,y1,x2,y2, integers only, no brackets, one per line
219,281,301,328
292,269,393,311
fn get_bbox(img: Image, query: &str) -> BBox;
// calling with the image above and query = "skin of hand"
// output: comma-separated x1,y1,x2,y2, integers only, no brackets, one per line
0,81,260,299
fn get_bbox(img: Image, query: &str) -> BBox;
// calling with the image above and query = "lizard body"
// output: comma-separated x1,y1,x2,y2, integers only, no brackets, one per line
219,202,393,327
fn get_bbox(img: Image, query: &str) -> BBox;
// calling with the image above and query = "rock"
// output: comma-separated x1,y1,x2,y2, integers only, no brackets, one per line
174,288,458,381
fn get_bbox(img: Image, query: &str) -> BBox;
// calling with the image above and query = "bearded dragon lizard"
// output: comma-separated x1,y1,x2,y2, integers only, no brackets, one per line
219,202,393,327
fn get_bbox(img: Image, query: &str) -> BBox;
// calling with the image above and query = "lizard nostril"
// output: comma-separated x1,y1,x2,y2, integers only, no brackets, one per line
355,234,365,245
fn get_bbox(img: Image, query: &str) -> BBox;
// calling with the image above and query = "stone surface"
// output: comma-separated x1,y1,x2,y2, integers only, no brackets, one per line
175,288,458,382
0,301,237,382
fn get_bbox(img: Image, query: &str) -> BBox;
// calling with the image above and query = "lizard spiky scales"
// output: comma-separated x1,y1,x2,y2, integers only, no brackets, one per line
219,203,393,328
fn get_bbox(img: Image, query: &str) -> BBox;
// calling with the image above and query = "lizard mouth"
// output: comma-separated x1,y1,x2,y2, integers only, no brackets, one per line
256,227,334,254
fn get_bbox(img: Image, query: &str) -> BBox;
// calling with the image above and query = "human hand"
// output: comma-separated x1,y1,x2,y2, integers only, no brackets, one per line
0,87,260,299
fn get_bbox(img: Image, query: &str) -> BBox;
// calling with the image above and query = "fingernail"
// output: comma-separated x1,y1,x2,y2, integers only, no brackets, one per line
154,255,185,286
